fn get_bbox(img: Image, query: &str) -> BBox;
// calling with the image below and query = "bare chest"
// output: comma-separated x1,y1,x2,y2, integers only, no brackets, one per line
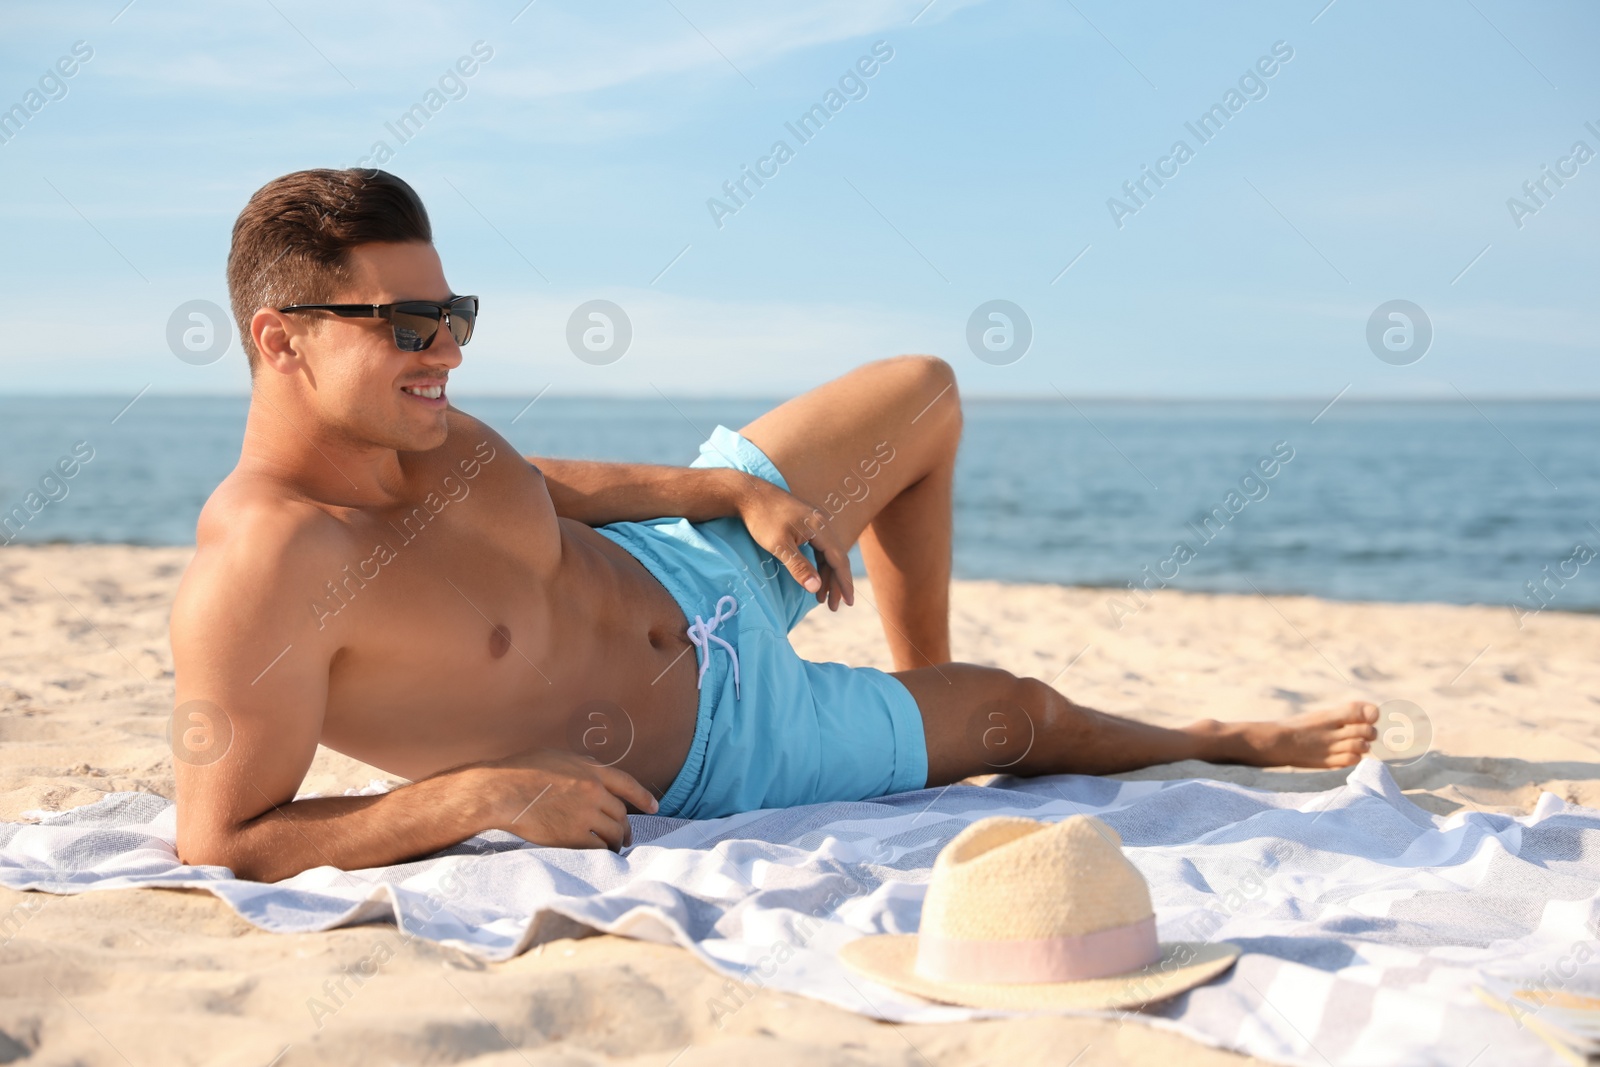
312,457,564,768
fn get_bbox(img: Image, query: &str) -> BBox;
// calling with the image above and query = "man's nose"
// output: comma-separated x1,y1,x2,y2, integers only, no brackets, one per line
424,326,464,368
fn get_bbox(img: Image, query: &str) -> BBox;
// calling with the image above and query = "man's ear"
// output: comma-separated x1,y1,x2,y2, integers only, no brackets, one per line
251,307,305,375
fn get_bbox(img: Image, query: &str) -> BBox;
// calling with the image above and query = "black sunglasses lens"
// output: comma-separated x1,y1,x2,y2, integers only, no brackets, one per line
391,305,442,352
447,298,477,347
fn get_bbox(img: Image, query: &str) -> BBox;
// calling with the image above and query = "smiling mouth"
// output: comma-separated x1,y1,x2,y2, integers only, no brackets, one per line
401,382,446,400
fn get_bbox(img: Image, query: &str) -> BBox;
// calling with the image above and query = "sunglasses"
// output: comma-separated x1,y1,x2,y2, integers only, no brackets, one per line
278,295,479,352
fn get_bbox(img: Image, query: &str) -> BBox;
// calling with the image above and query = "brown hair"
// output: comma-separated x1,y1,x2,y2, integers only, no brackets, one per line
226,168,431,369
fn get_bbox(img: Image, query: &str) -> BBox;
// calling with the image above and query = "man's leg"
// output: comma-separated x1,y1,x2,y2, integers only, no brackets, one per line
740,357,1380,779
739,355,961,670
894,664,1381,782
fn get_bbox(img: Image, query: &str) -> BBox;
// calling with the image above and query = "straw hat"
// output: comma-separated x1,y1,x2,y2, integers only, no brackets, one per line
840,815,1239,1011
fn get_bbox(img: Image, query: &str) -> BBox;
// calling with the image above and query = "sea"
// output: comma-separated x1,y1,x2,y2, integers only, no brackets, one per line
2,396,1596,617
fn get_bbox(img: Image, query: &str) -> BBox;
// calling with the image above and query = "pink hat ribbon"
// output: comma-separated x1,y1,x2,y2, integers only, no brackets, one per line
912,914,1161,984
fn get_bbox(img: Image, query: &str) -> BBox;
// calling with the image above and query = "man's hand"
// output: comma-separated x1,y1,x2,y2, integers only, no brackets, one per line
735,477,856,611
480,749,659,852
534,457,854,611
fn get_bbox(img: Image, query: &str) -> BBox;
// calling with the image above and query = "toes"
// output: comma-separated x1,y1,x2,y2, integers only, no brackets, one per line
1324,752,1363,768
1329,737,1370,754
1304,702,1379,728
1332,722,1378,742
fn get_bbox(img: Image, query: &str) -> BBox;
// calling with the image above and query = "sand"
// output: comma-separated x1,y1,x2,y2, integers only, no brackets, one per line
2,544,1598,1065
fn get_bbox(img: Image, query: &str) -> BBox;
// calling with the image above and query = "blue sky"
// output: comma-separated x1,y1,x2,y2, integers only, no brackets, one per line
1,0,1596,398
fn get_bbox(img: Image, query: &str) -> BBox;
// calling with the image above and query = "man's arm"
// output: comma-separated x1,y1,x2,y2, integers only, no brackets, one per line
170,504,654,883
535,458,750,526
535,457,856,607
176,751,654,883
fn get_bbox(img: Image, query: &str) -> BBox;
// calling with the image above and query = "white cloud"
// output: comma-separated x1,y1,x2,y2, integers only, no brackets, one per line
0,280,945,395
455,286,945,395
86,0,992,100
1184,291,1600,353
479,0,989,99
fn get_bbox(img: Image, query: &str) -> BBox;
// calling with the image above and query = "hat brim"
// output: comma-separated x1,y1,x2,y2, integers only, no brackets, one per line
839,935,1240,1012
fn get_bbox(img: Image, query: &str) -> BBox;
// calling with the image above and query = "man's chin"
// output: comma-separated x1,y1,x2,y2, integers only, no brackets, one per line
375,409,450,454
400,420,450,453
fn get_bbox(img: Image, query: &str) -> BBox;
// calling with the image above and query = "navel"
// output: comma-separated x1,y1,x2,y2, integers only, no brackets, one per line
489,624,512,659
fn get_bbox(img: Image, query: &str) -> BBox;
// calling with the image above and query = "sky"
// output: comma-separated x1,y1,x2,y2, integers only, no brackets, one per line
0,0,1596,399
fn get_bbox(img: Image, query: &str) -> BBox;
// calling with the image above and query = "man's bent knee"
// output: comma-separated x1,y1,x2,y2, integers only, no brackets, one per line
1013,677,1093,766
892,353,954,383
879,354,961,436
893,353,956,395
960,673,1069,773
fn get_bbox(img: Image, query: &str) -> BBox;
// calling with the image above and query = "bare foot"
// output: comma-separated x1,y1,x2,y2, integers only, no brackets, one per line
1214,702,1380,768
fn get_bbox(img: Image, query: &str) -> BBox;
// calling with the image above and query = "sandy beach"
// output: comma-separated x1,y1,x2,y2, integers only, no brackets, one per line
2,543,1597,1065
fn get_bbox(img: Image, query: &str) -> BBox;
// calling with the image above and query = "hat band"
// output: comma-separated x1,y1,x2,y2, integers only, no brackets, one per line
913,914,1161,984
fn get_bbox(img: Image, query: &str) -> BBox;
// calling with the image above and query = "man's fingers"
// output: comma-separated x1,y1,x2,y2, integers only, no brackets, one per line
817,555,842,611
779,544,822,594
817,538,855,606
590,814,627,852
599,791,633,848
600,791,628,825
815,555,837,608
599,765,659,814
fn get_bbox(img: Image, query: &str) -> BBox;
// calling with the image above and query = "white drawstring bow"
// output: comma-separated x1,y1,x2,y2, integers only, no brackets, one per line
686,595,741,699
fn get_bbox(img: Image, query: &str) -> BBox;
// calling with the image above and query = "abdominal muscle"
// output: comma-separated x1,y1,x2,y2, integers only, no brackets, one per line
318,518,702,804
548,522,704,799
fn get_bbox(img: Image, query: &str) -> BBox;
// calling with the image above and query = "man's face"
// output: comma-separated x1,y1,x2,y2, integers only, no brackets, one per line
295,240,463,453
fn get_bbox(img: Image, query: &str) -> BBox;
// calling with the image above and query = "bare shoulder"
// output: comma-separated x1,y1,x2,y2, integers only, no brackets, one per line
433,406,520,477
398,405,536,498
173,471,351,657
170,472,351,842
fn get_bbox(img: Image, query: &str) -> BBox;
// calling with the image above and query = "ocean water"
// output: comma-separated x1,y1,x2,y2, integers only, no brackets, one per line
1,395,1595,616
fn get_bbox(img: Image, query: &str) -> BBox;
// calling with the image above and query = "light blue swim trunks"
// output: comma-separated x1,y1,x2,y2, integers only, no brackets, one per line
594,426,928,820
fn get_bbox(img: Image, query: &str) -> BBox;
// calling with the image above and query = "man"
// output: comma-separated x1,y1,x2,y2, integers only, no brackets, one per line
171,169,1377,882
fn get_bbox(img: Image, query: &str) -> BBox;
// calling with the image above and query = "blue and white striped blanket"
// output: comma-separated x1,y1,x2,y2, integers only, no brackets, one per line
0,759,1586,1066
